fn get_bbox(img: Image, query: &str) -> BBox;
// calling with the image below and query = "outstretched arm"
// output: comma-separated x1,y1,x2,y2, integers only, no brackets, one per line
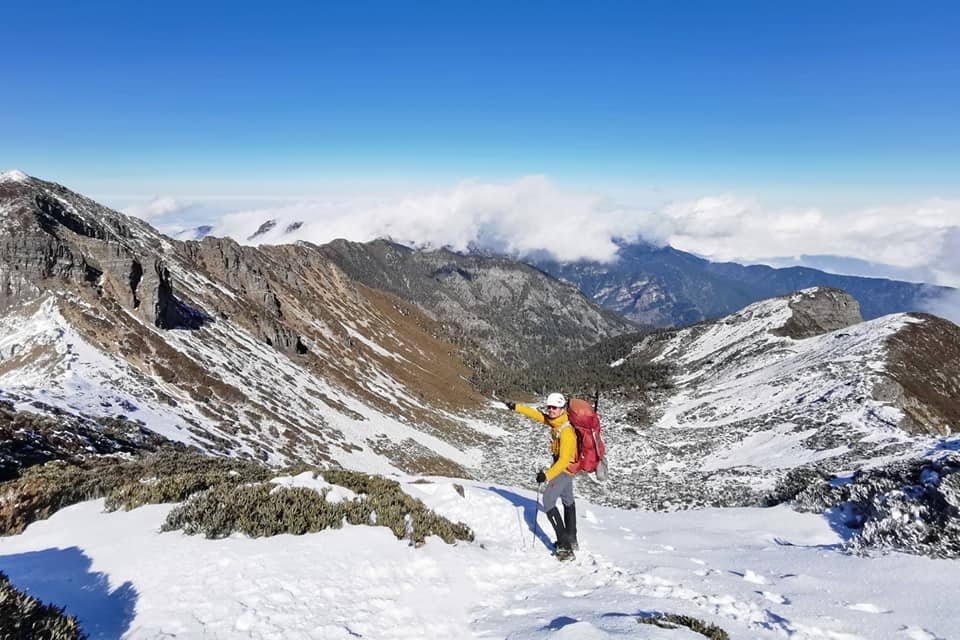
513,403,547,424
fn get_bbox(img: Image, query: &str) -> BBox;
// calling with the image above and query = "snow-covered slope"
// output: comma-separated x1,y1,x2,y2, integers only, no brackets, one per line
650,292,924,472
0,295,483,474
1,475,955,640
480,289,959,511
0,172,493,476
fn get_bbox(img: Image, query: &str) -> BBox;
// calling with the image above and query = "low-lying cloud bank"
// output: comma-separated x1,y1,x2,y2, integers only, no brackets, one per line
126,175,960,313
207,176,657,263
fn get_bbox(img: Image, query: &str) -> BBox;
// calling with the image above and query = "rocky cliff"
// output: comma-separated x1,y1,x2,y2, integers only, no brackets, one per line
0,171,488,474
318,238,637,368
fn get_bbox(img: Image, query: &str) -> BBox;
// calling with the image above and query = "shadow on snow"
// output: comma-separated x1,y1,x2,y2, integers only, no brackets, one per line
484,486,554,550
929,436,960,454
542,615,579,631
0,546,137,639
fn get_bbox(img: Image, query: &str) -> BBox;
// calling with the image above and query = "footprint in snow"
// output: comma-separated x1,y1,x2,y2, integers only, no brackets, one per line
759,591,790,605
900,626,946,640
730,569,768,584
845,602,891,614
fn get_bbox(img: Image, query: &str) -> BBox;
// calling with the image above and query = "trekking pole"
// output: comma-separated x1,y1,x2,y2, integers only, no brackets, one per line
534,478,542,547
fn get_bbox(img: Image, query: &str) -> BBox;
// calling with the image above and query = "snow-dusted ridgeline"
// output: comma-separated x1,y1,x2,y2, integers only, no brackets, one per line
0,293,487,475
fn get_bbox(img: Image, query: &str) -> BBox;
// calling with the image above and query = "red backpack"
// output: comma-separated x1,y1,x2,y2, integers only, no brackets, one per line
565,398,607,477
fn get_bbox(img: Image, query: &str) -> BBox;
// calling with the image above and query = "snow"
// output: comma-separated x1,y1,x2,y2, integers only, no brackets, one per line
0,293,484,474
0,169,29,183
701,424,851,471
650,296,933,472
0,297,198,447
269,471,358,502
1,477,957,639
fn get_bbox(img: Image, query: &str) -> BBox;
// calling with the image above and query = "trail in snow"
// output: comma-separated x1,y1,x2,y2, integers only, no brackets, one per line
0,475,955,639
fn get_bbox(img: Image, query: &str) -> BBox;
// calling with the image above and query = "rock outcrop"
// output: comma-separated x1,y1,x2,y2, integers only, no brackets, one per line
0,172,488,473
880,314,960,435
772,287,863,338
318,238,637,368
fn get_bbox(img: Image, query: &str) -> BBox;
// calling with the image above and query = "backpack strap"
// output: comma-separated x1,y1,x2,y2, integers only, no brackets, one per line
557,422,580,458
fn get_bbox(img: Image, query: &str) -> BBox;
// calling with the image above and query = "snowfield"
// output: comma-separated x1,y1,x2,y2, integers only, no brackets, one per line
0,475,955,640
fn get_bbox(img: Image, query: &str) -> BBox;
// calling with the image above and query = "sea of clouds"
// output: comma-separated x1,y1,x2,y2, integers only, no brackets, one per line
124,175,960,321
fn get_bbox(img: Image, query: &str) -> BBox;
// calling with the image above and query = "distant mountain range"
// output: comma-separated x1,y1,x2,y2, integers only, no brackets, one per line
186,215,953,328
528,240,952,327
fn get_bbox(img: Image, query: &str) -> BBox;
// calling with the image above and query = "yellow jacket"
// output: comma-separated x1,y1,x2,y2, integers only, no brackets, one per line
514,404,577,481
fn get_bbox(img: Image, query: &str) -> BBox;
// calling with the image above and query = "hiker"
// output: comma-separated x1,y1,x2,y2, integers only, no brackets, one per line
503,392,579,558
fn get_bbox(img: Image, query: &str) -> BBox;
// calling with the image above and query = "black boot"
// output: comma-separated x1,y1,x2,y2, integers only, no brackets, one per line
546,507,572,556
564,504,578,551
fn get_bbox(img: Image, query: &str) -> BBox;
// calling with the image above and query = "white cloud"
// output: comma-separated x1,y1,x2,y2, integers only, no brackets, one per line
920,288,960,325
202,176,960,290
664,197,960,288
214,176,651,262
662,194,754,237
123,197,188,221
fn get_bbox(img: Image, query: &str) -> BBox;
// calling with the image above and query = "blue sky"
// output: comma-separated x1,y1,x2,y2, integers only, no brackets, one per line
3,1,960,297
2,1,958,200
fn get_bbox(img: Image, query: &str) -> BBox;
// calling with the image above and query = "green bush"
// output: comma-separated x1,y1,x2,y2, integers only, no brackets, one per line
0,452,269,535
476,329,672,399
638,613,729,640
105,458,270,512
1,452,472,548
163,470,474,545
0,571,86,640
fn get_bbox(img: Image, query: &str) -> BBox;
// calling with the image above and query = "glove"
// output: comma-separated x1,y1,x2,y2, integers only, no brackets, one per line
536,470,547,484
503,401,515,411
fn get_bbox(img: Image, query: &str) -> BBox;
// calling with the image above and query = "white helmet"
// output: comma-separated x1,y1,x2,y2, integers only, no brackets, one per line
546,392,566,408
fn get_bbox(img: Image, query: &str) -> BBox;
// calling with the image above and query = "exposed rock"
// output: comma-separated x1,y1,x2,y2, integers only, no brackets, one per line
880,313,960,435
247,219,276,241
0,175,183,329
772,287,863,338
0,174,490,473
318,238,637,368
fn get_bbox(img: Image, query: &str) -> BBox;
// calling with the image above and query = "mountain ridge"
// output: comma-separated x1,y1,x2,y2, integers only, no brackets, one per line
528,239,952,327
0,173,492,474
1,173,957,519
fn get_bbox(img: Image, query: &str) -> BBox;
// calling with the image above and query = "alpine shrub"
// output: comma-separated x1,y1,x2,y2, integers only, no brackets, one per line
763,465,835,510
0,452,269,535
162,471,474,545
637,613,730,640
764,454,960,558
0,571,87,640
